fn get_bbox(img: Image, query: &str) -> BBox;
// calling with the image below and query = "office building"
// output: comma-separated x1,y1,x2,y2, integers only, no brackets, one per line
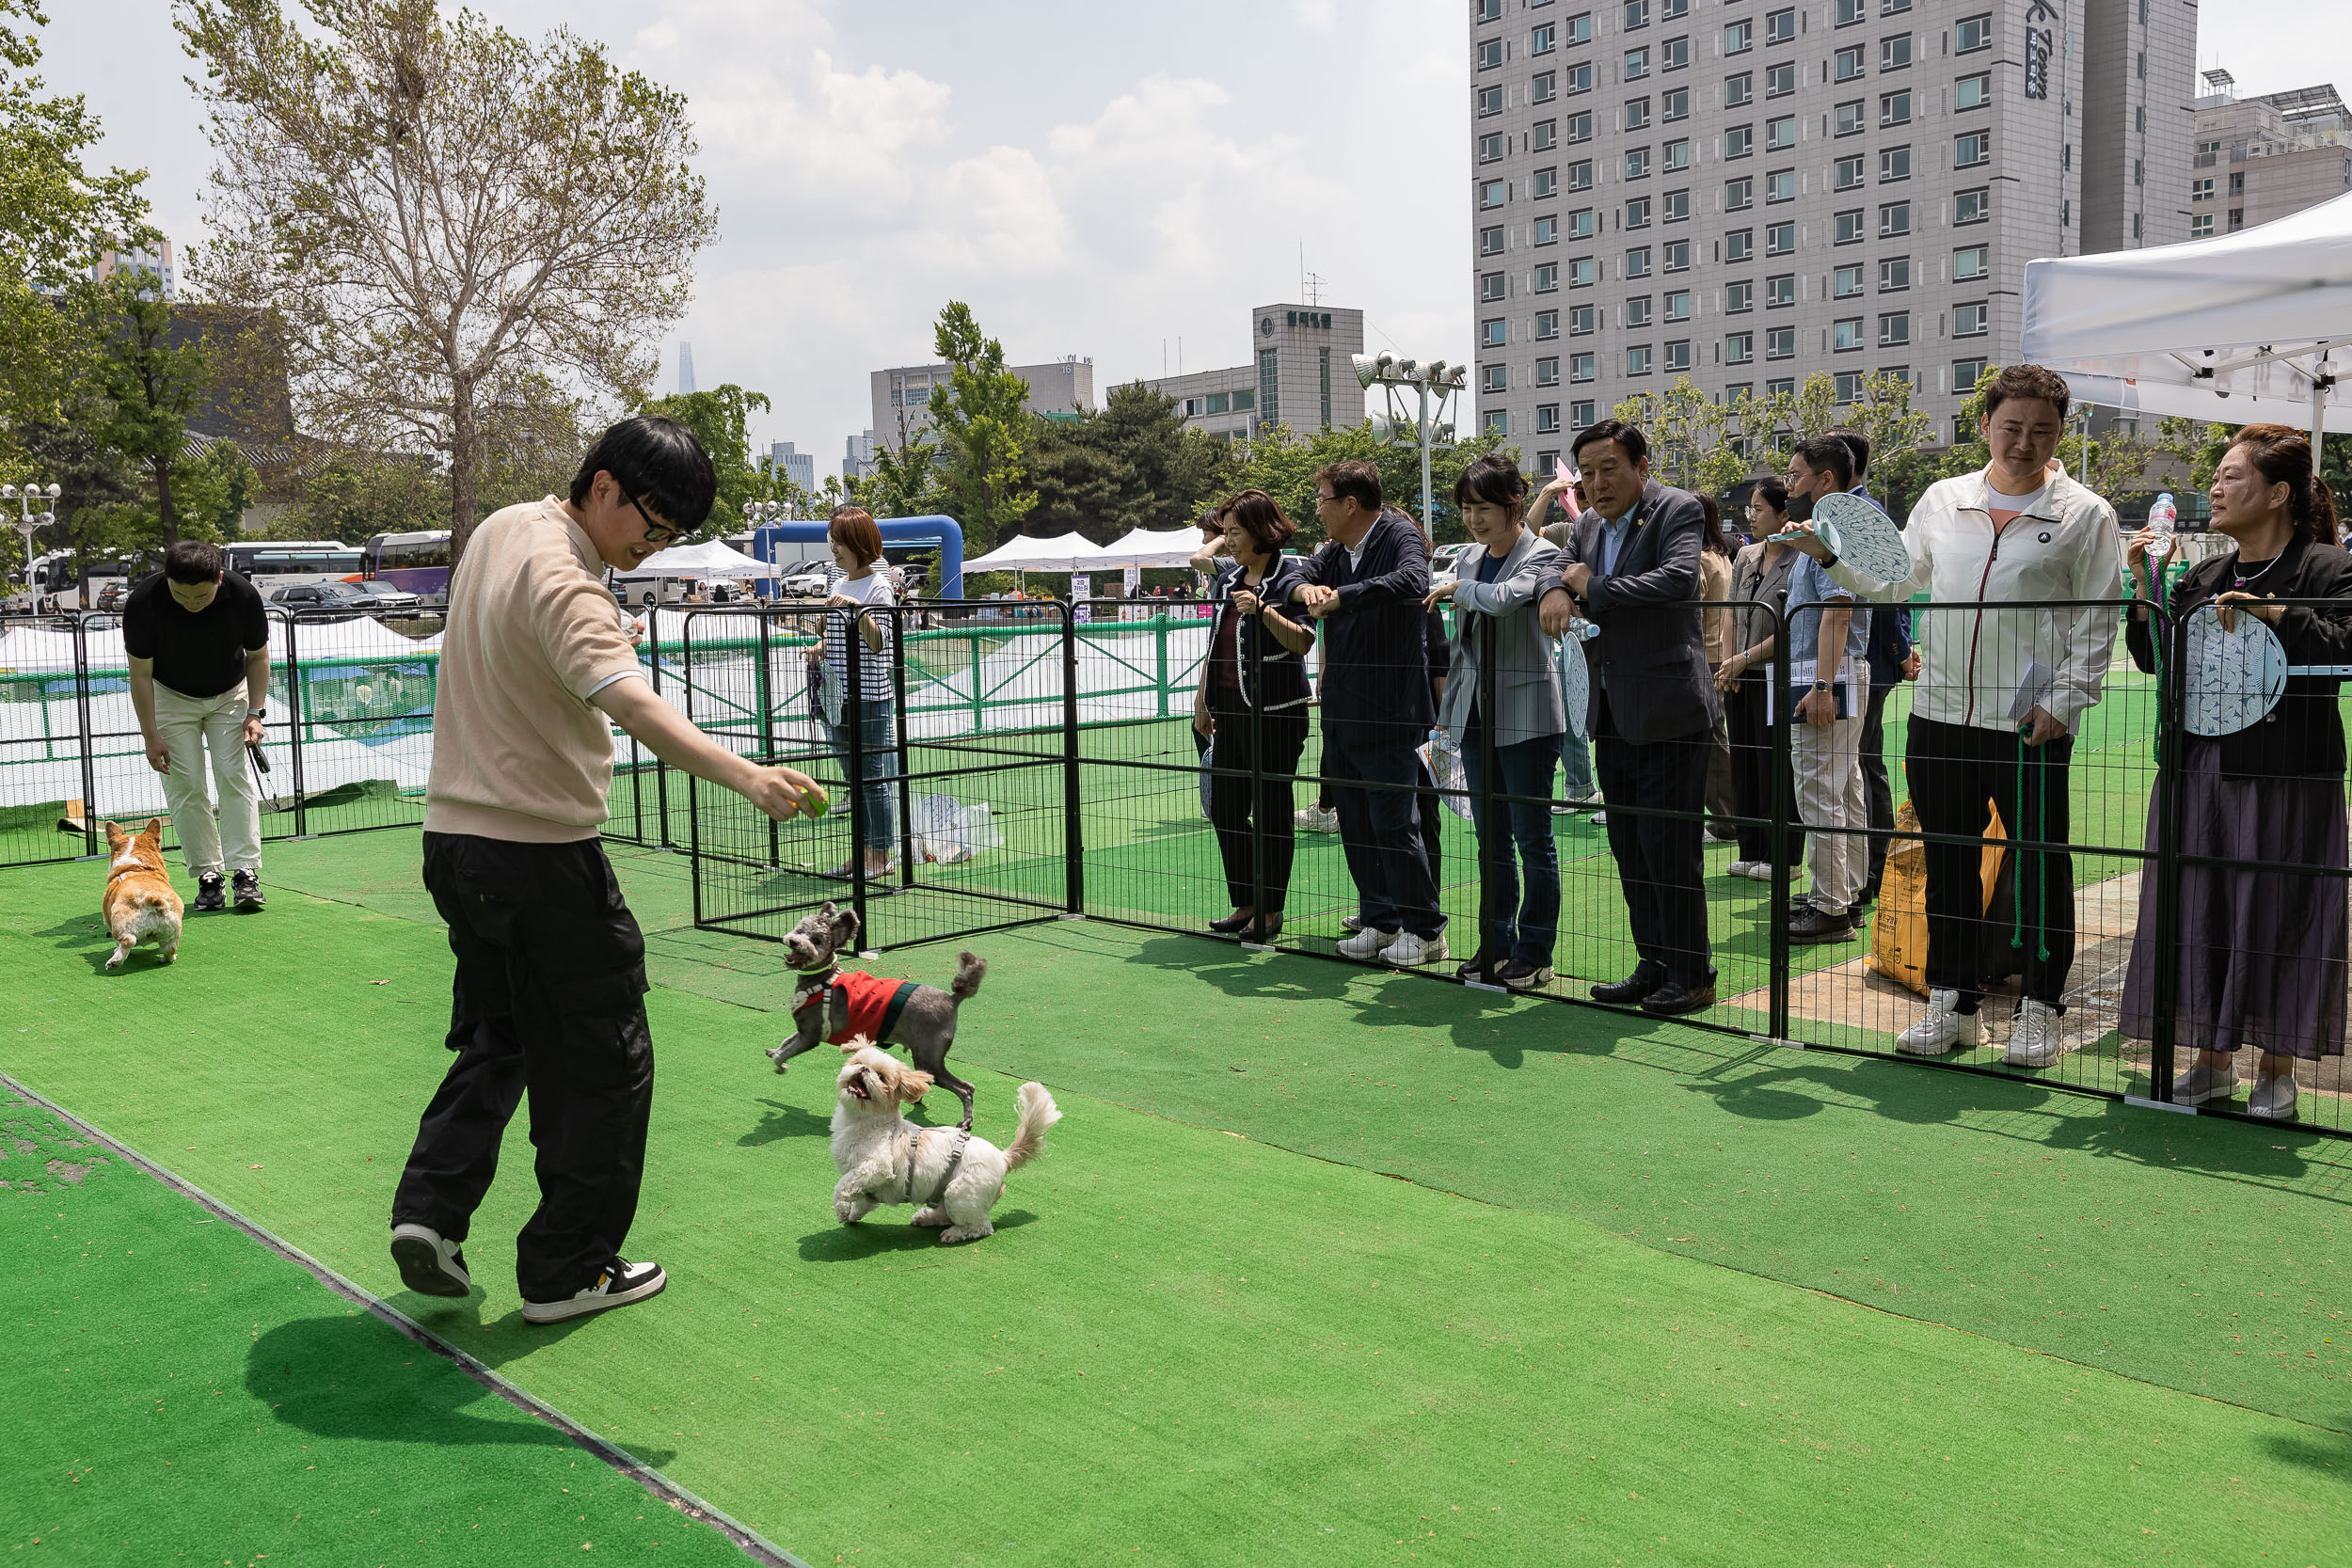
2190,74,2352,235
871,356,1095,451
1467,0,2196,469
767,440,816,493
91,235,177,300
678,341,697,396
1143,304,1369,439
844,429,878,481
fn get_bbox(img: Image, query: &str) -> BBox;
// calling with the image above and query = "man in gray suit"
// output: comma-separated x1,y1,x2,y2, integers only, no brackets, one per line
1537,420,1720,1015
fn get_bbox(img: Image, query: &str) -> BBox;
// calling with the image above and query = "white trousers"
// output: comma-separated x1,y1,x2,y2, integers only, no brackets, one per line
1790,685,1867,916
152,680,262,878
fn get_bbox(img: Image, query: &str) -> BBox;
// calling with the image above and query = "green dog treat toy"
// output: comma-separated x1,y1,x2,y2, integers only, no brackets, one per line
803,784,830,816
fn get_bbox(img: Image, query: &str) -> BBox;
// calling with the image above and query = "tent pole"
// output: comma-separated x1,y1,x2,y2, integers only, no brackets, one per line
2311,352,2329,450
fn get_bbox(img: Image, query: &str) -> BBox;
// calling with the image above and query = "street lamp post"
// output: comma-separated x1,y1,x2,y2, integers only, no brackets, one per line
1351,354,1468,532
4,482,60,610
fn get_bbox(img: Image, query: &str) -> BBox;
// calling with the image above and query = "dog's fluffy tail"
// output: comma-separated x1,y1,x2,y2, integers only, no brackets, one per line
1000,1081,1059,1173
950,950,987,1002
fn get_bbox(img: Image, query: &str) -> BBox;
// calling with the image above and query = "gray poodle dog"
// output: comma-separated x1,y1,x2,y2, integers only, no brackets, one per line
763,901,987,1129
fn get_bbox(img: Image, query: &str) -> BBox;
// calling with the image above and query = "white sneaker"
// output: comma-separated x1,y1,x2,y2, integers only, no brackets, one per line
521,1257,668,1324
389,1223,473,1298
1726,860,1763,879
1336,926,1401,959
1383,932,1449,967
1590,812,1608,826
1896,989,1986,1056
2003,999,2062,1069
1295,805,1340,833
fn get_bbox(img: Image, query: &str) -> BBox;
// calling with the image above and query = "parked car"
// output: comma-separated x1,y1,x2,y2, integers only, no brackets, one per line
94,580,130,611
781,563,833,597
346,577,425,613
1432,542,1477,575
267,579,421,617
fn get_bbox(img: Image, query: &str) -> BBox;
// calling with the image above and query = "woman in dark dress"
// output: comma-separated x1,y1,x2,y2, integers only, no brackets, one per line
1192,490,1317,943
2119,423,2352,1121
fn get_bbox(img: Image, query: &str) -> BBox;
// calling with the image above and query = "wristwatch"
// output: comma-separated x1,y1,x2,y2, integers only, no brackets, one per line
1811,680,1830,693
247,707,267,721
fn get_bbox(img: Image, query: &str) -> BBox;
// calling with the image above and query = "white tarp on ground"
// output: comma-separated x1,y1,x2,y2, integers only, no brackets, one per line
612,538,771,579
0,616,438,674
962,532,1116,574
1092,528,1207,568
2021,188,2352,435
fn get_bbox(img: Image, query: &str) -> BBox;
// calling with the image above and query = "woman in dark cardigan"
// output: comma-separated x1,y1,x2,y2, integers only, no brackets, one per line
2119,423,2352,1121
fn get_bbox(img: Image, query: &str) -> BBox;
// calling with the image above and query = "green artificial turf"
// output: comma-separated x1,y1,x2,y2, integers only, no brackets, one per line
6,853,2352,1565
0,1092,755,1566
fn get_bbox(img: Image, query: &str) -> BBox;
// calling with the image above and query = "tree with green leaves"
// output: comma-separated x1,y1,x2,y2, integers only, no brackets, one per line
1232,419,1509,548
853,431,944,522
1025,381,1235,543
1931,367,2217,514
633,382,770,539
926,300,1036,547
70,269,215,546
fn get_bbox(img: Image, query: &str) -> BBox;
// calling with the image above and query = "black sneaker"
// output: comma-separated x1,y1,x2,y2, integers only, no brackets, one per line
1788,906,1855,944
389,1223,473,1297
231,869,265,911
1501,958,1556,990
1455,952,1506,981
522,1258,667,1325
193,872,226,913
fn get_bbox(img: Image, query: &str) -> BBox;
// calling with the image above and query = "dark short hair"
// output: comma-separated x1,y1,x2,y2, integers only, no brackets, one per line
1980,363,2072,422
1453,453,1530,516
1791,434,1855,490
1570,418,1648,468
1222,489,1298,554
1198,500,1230,541
828,506,882,567
1751,478,1789,518
570,416,717,531
1825,425,1870,480
165,541,223,584
1314,459,1383,514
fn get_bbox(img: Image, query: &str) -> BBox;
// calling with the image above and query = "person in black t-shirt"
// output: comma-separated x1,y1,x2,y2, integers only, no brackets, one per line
122,541,272,912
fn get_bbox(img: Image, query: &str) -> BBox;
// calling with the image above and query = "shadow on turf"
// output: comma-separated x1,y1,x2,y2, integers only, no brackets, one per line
796,1211,1038,1260
739,1097,832,1145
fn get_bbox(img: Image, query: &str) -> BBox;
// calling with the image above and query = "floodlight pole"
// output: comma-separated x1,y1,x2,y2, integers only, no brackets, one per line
1418,380,1435,532
4,482,59,609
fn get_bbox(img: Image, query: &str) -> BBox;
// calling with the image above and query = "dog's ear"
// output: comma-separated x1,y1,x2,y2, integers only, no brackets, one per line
140,816,164,843
104,820,126,851
831,905,862,943
818,900,838,919
895,1067,933,1103
838,1037,872,1056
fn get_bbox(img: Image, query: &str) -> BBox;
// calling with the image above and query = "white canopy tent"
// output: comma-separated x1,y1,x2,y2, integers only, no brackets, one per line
612,538,771,580
2021,189,2352,439
962,532,1116,574
1091,527,1207,569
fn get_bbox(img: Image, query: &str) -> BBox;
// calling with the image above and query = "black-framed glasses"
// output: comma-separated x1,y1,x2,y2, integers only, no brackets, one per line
620,485,681,546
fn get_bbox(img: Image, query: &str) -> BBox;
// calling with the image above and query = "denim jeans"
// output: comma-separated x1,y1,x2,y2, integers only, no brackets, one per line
1461,719,1563,966
827,696,898,853
1559,729,1597,803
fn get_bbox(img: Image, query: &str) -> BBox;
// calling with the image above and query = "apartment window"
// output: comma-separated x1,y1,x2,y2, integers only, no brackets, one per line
1725,71,1754,107
1766,221,1795,255
1836,100,1867,136
1624,0,1649,27
1626,295,1654,328
1566,110,1594,140
1883,0,1911,11
1879,256,1910,291
1534,214,1559,245
1569,304,1597,334
1628,345,1654,375
1955,12,1990,52
1950,245,1987,284
1725,229,1754,261
1766,273,1796,307
1835,317,1864,352
2133,158,2143,187
1664,340,1692,372
1836,0,1865,22
1767,114,1797,150
1627,197,1652,229
1954,187,1989,225
1534,118,1560,150
1663,288,1692,322
1482,271,1507,303
1661,87,1691,120
1663,239,1691,271
1725,19,1753,54
1765,8,1796,44
1767,377,1796,396
1565,61,1595,94
1571,398,1597,427
1661,0,1686,18
1626,246,1652,277
1475,0,1502,21
1480,133,1507,165
1835,208,1865,245
1836,46,1866,82
1532,71,1558,103
1726,279,1754,312
1570,256,1597,285
2190,213,2215,238
1881,33,1911,71
1835,155,1865,190
1951,357,1987,393
1536,403,1562,434
1766,326,1796,359
1565,10,1594,44
1879,310,1911,346
1477,39,1505,71
1766,169,1797,203
1663,137,1691,171
1533,166,1559,198
1481,225,1506,256
1956,130,1990,168
1483,363,1509,393
1534,356,1561,388
1533,22,1558,54
1835,371,1866,403
1568,208,1596,239
2190,176,2214,202
1881,146,1911,182
1626,146,1652,179
2230,209,2245,231
1478,86,1504,117
2133,212,2143,240
1566,159,1594,191
1661,36,1689,71
1482,318,1507,346
1625,97,1650,131
2137,104,2147,133
1626,46,1650,80
1480,180,1508,210
1880,200,1911,236
1767,62,1797,97
1881,89,1913,125
1534,261,1561,292
1956,73,1990,112
1726,330,1756,364
1726,124,1754,158
1833,263,1864,297
1663,188,1690,222
1571,352,1597,382
1535,309,1562,339
1726,176,1754,211
2063,143,2073,172
1485,409,1510,436
1953,301,1988,337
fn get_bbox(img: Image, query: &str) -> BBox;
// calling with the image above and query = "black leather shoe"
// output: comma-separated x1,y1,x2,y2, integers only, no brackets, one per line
1641,978,1717,1016
1592,968,1666,1005
1240,915,1283,943
1788,906,1854,944
1208,911,1255,935
1455,952,1505,981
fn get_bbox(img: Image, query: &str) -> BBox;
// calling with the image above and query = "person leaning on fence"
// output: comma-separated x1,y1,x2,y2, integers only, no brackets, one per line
388,416,824,1326
1775,436,1876,946
1289,459,1448,966
1788,363,2122,1068
1531,471,1603,814
811,505,899,882
2118,423,2352,1122
1193,490,1316,944
1717,480,1806,882
1539,419,1721,1016
122,540,270,913
1427,455,1564,990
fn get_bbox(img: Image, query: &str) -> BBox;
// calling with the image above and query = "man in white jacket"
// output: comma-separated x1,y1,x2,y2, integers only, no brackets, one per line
1786,364,2121,1067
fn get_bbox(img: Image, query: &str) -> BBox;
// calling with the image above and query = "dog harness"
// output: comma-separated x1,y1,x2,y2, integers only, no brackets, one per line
792,966,920,1045
900,1124,975,1207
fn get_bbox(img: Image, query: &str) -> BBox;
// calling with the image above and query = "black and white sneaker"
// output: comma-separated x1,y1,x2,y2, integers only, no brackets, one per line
389,1223,473,1297
231,869,265,911
193,872,226,913
522,1258,667,1325
1500,958,1556,990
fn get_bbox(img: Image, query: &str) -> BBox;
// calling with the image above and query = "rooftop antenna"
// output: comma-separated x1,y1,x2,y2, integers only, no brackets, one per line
1303,271,1327,307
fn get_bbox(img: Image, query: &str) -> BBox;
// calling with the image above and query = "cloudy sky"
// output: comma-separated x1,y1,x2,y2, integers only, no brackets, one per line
40,0,2352,483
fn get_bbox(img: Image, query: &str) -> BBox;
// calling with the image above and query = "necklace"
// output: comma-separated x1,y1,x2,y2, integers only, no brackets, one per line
2232,551,2290,593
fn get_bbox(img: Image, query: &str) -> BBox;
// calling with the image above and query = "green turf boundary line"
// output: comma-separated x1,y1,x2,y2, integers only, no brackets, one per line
0,1065,813,1568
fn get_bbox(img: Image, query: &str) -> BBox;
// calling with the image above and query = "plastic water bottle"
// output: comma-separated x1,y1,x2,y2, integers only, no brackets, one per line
2146,493,2176,562
1566,617,1602,641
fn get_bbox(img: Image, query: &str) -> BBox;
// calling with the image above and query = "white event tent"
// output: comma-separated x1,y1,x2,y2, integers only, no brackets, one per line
962,532,1116,574
612,537,771,580
2021,189,2352,439
1094,527,1208,568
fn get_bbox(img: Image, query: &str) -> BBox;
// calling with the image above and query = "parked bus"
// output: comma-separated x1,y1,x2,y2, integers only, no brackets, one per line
221,540,364,589
361,531,453,609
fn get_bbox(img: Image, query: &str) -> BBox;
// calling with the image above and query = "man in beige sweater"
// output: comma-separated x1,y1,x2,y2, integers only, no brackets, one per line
389,417,822,1325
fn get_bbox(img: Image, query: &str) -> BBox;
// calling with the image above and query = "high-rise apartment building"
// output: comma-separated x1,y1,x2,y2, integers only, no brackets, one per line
844,429,878,481
2190,76,2352,236
766,440,816,492
1467,0,2196,469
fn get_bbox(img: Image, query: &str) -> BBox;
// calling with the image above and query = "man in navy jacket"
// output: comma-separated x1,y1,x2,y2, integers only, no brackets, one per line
1290,460,1446,966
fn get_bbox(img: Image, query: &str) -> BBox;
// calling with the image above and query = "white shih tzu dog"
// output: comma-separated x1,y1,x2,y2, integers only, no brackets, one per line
830,1041,1060,1243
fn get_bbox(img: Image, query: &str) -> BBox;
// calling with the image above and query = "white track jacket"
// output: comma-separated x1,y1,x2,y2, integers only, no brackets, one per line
1823,467,2122,735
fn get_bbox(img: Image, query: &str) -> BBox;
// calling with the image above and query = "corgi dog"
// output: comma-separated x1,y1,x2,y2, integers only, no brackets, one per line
102,817,183,971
